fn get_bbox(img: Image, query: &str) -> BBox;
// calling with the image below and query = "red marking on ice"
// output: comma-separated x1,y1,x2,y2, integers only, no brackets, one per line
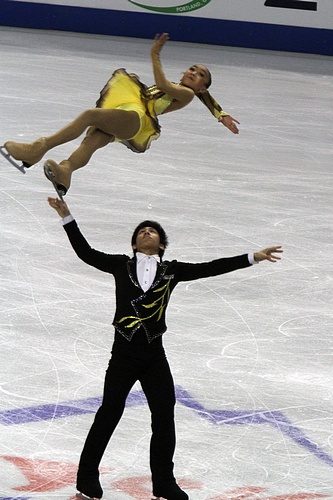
210,488,329,500
210,486,268,499
251,494,328,499
111,475,203,500
2,455,78,492
1,455,330,499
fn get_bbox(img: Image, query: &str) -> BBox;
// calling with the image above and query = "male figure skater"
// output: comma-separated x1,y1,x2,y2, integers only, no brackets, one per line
48,197,282,500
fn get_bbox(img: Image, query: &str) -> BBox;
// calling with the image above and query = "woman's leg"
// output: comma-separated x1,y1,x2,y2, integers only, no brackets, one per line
66,126,113,170
45,127,113,192
46,108,141,146
4,108,141,166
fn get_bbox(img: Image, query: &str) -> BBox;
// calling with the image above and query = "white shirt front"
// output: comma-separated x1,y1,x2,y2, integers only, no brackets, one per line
136,251,160,292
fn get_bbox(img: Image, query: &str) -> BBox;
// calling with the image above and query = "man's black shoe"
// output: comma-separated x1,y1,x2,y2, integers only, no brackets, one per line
76,475,103,499
153,480,188,500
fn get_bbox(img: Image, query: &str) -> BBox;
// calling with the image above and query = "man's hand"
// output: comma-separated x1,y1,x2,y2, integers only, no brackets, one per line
254,246,283,263
47,197,70,218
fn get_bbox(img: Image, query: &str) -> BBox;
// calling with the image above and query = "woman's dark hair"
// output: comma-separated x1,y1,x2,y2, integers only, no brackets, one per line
205,67,212,89
131,220,169,257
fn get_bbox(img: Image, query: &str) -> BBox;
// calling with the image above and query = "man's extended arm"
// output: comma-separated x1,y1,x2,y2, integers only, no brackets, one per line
47,197,124,273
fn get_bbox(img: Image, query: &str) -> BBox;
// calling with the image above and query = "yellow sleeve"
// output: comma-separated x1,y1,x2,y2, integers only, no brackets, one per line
197,91,230,119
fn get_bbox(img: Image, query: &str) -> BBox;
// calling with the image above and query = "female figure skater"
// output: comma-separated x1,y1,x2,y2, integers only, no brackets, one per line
3,33,240,195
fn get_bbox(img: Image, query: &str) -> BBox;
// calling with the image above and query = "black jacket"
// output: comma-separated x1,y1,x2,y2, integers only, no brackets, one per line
64,220,252,343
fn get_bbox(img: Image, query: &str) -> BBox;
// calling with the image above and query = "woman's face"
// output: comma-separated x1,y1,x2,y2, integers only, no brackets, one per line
180,64,211,93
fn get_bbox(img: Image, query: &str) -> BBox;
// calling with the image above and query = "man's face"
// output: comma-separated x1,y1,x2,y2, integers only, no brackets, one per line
133,226,165,255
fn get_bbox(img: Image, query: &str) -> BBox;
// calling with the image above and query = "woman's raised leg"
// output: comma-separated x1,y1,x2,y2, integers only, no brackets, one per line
4,108,140,167
44,127,114,193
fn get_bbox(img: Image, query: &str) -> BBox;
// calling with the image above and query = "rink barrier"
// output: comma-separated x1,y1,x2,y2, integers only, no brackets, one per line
0,1,332,55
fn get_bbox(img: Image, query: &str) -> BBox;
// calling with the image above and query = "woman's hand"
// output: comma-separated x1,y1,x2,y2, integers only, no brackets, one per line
219,114,240,134
151,33,170,56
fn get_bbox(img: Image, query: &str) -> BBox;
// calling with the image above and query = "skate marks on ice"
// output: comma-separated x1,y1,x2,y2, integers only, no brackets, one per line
2,385,333,498
0,456,330,499
0,25,332,500
2,386,333,468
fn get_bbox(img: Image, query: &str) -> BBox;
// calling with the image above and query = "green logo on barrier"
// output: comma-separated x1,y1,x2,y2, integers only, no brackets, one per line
128,0,212,14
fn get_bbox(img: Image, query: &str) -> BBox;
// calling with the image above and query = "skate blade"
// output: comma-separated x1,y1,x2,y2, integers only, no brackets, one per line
44,161,66,201
76,493,101,500
0,145,27,174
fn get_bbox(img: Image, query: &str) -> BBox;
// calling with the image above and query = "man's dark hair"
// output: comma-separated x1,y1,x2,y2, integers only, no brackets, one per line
131,220,169,257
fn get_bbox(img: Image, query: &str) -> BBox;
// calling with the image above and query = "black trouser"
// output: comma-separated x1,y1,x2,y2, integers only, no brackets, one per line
77,334,176,487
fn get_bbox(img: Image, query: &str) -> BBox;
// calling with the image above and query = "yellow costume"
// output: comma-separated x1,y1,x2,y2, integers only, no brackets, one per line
96,68,173,153
96,68,229,153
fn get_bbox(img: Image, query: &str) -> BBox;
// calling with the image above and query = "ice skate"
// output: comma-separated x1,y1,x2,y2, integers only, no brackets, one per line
151,494,189,500
76,473,103,500
3,137,48,167
44,159,71,199
152,481,189,500
0,145,27,173
76,493,101,500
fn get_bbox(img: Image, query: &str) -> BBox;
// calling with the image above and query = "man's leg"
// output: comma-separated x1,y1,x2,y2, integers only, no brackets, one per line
140,353,188,500
77,353,139,498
